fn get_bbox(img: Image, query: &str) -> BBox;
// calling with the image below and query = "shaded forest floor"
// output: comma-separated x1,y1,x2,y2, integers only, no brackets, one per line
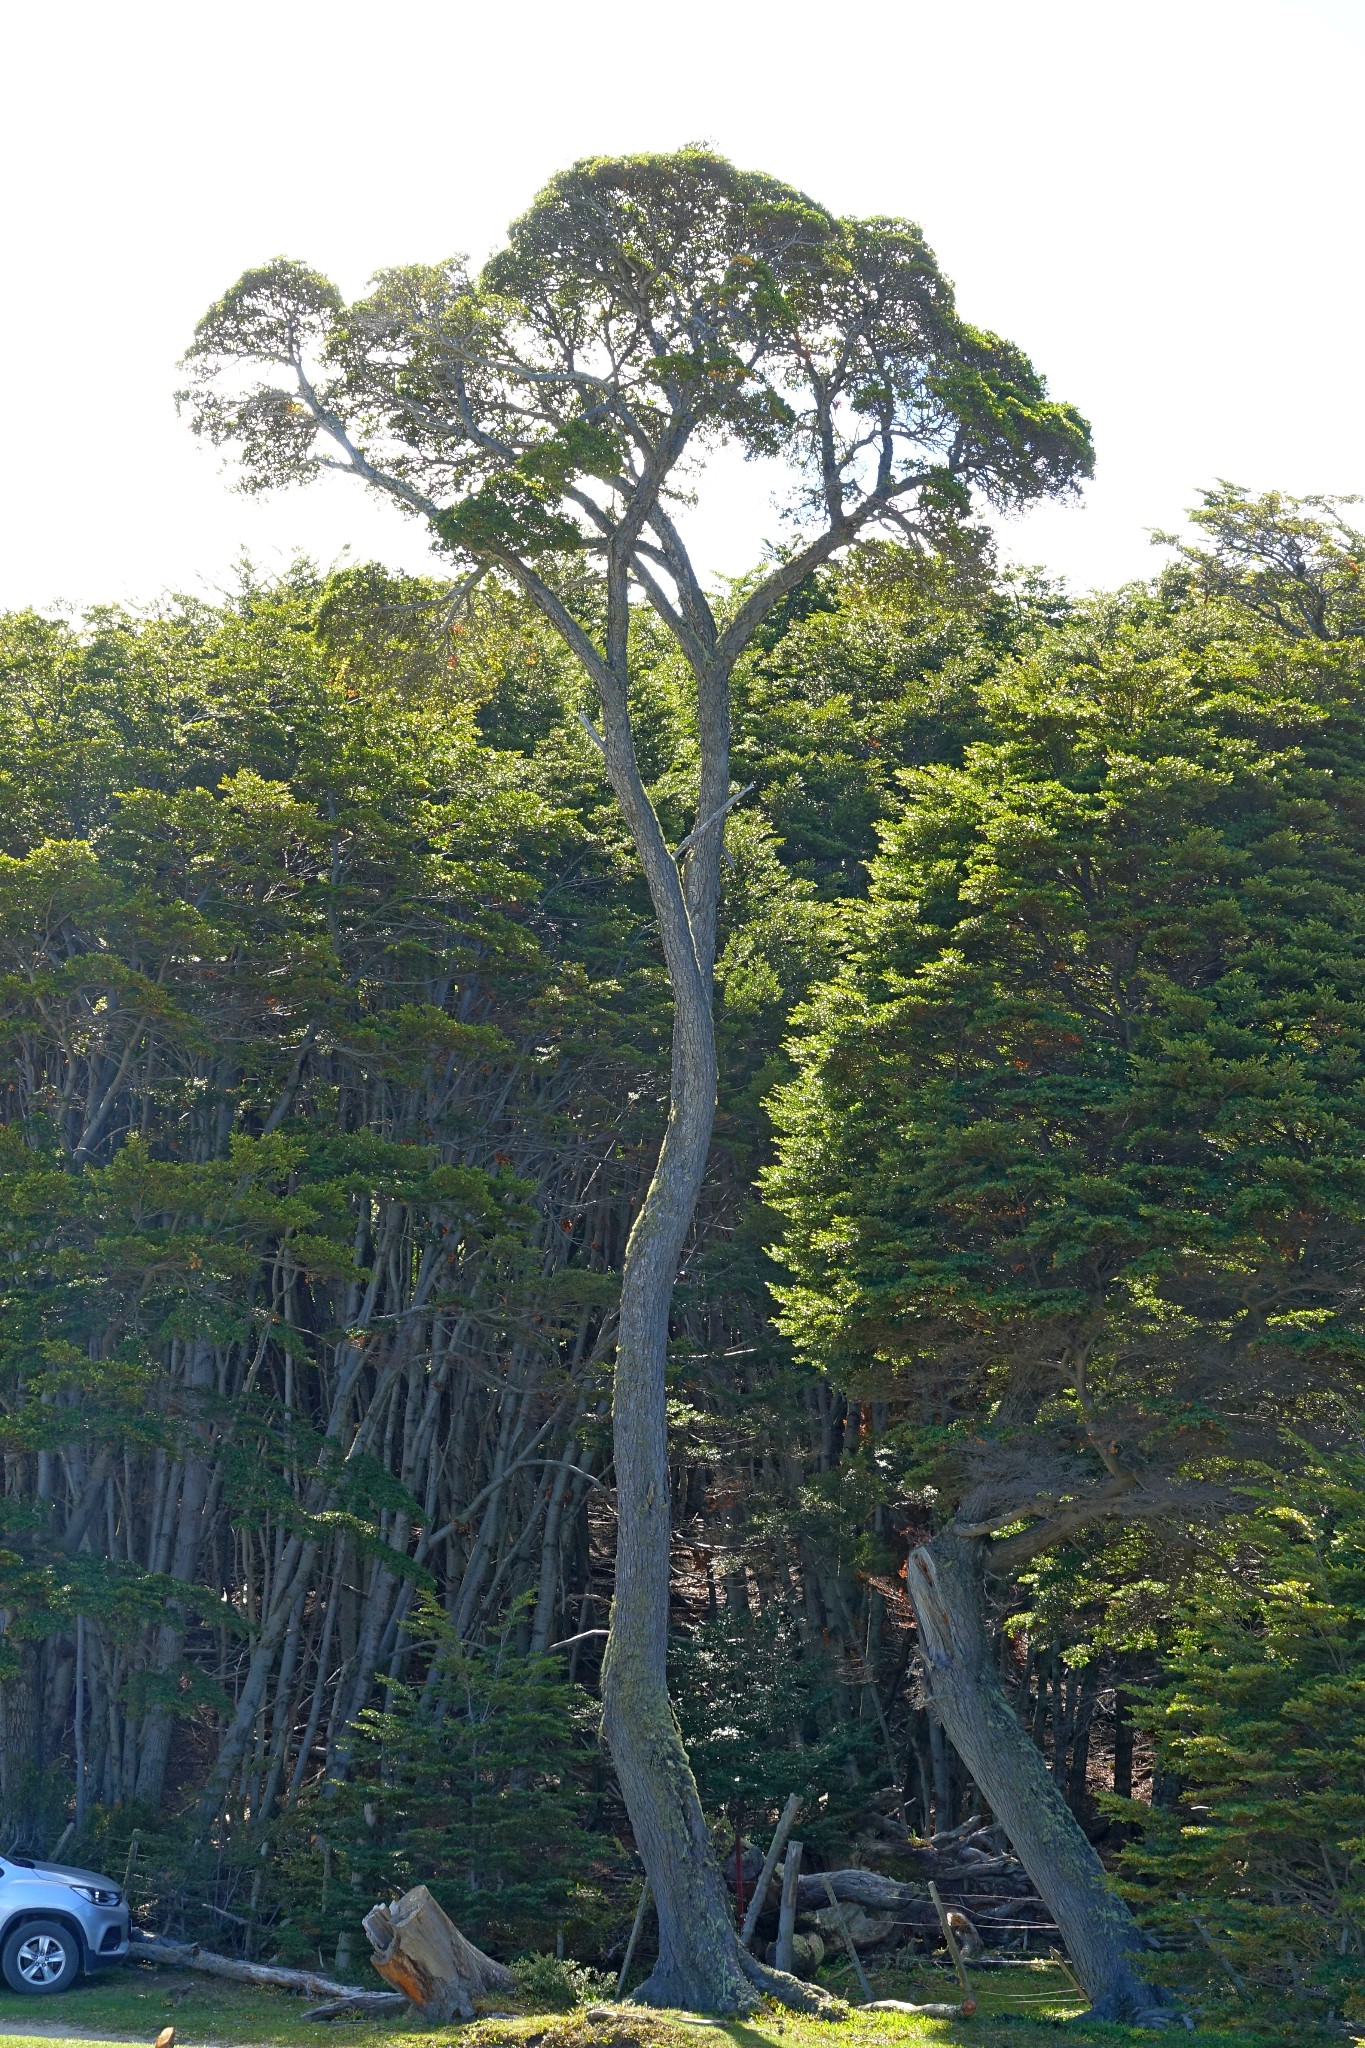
0,1966,1338,2048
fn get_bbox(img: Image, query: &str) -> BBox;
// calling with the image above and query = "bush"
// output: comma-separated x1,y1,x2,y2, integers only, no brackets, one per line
509,1953,615,2008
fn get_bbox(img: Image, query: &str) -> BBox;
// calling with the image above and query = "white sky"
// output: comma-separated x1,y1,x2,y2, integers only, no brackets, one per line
3,0,1363,613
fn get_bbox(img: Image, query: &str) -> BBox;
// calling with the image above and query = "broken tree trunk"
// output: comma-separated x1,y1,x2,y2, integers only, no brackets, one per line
740,1792,801,1950
362,1884,512,2024
905,1530,1160,2021
775,1841,802,1975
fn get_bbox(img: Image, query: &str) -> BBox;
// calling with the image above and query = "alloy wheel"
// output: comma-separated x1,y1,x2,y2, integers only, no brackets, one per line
15,1934,68,1987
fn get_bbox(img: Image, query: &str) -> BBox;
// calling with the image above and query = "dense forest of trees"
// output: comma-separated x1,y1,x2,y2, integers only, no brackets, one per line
3,484,1365,2023
4,134,1365,2030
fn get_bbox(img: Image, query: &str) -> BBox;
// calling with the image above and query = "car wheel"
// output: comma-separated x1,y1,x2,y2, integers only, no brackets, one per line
1,1919,81,1994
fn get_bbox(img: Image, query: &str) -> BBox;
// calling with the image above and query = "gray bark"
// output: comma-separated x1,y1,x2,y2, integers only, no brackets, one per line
598,863,748,2007
136,1338,216,1802
905,1530,1159,2022
132,1934,364,1996
567,607,830,2012
775,1841,802,1974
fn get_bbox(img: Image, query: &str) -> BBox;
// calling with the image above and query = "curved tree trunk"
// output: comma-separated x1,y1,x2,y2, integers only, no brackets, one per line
598,991,829,2015
905,1531,1159,2022
599,981,753,2009
589,634,831,2013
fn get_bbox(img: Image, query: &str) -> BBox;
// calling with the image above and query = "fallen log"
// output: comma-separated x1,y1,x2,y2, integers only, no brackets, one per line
304,1992,411,2023
933,1855,1024,1885
862,1999,974,2019
793,1868,919,1912
129,1934,365,2000
363,1883,511,2024
793,1862,1030,1909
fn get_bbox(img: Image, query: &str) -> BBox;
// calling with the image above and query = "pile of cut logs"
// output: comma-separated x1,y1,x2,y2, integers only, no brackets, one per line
728,1807,1057,1974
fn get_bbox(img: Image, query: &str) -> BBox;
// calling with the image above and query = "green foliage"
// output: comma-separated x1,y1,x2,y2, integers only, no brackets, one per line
1117,1445,1365,2019
181,149,1092,584
1164,485,1365,644
273,1611,596,1959
767,567,1365,1537
507,1953,615,2008
0,571,559,1654
671,1605,882,1841
20,478,1365,1991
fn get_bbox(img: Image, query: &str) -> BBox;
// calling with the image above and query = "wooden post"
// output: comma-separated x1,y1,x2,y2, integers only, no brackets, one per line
775,1840,803,1975
740,1793,801,1950
616,1878,652,1998
820,1872,872,2003
928,1880,977,2017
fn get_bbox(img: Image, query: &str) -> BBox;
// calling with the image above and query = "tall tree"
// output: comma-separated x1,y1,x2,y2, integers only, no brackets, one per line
767,555,1365,2017
180,147,1091,2011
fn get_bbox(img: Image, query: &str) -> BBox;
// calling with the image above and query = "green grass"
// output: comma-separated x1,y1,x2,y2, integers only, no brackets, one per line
0,1958,1339,2048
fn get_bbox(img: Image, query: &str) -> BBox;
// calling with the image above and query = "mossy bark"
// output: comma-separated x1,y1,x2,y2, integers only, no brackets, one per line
599,971,754,2009
596,655,834,2015
905,1530,1159,2022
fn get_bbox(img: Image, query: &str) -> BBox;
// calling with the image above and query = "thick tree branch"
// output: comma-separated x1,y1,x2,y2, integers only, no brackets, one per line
983,1478,1179,1573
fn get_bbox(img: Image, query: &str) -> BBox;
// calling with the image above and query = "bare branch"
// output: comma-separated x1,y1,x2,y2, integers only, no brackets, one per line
577,710,606,755
673,783,755,862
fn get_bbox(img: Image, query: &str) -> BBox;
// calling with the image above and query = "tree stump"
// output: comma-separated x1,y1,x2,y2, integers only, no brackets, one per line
361,1884,512,2023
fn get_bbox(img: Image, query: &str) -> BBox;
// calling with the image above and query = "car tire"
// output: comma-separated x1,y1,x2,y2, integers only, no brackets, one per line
1,1919,82,1994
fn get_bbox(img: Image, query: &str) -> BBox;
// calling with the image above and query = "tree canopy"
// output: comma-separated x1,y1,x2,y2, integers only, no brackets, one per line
767,571,1365,1566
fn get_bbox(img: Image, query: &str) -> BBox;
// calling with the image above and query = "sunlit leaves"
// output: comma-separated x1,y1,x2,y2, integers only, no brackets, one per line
182,149,1092,576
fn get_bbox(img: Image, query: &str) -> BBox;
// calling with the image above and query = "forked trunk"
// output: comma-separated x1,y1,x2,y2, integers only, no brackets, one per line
905,1530,1160,2022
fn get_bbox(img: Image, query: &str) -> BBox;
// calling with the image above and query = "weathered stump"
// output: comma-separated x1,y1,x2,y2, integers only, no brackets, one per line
362,1883,512,2023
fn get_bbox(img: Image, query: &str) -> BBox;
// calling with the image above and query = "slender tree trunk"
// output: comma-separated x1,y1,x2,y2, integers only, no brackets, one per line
197,1537,317,1825
905,1530,1159,2021
588,639,824,2014
1112,1671,1135,1802
1066,1660,1102,1817
600,981,754,2009
137,1338,216,1802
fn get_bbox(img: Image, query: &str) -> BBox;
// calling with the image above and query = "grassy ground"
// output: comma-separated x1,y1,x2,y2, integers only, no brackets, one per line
0,1957,1337,2048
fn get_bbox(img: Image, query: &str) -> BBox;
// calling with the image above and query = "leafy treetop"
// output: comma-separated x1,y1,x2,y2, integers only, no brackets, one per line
179,148,1092,678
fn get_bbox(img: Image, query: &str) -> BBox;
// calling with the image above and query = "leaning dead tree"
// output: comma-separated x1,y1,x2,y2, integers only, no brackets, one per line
181,147,1092,2012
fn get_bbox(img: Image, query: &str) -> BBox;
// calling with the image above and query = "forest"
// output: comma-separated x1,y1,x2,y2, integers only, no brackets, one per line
3,149,1365,2037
